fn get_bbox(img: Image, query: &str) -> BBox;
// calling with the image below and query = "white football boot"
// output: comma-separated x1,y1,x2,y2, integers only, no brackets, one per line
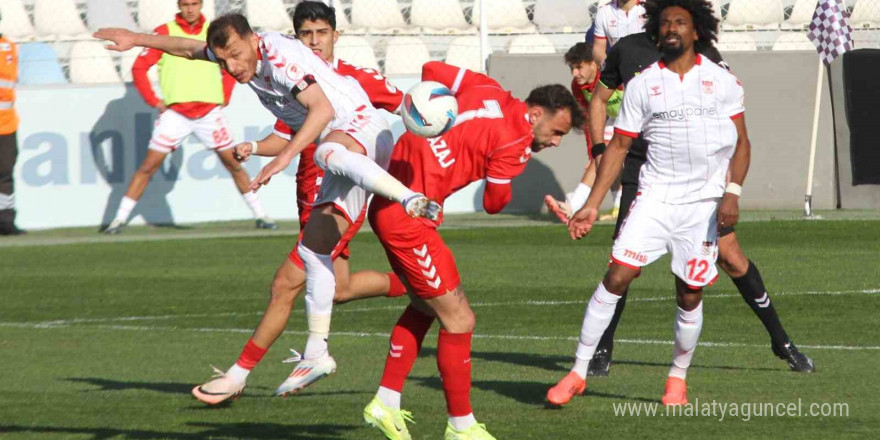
274,349,337,396
191,366,246,405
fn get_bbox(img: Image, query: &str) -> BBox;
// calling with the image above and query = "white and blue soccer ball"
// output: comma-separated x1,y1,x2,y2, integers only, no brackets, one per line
401,81,459,138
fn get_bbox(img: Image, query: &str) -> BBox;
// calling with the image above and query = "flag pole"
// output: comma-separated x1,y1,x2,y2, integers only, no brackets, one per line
804,57,824,218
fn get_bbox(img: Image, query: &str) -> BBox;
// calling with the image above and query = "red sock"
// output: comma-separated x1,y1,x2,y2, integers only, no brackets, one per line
379,306,434,391
386,272,407,297
235,338,268,370
437,329,473,417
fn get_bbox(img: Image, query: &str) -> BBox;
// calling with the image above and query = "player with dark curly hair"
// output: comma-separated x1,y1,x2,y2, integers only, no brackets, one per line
643,0,719,54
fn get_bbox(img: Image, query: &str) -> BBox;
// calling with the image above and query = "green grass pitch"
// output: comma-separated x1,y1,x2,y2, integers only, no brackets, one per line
0,218,878,439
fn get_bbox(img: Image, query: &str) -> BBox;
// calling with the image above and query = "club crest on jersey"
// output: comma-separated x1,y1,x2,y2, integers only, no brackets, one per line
702,80,714,94
650,85,662,96
286,63,304,83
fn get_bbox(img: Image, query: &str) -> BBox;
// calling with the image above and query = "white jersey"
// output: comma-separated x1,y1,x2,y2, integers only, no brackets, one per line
594,0,647,48
210,32,374,137
614,54,745,204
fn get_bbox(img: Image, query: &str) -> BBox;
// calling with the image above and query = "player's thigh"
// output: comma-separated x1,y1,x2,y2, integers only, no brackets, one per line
300,203,350,254
192,108,234,151
313,170,368,229
669,199,721,289
717,230,749,277
610,197,670,269
325,108,394,169
149,109,192,153
421,286,475,332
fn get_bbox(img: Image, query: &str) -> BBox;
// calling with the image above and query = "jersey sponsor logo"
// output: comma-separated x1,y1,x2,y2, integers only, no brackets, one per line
701,240,714,256
652,106,718,121
428,136,456,168
702,80,714,94
623,249,648,264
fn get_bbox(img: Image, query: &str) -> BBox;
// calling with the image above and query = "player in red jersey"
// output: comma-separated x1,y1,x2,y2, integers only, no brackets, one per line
188,2,411,404
362,61,584,440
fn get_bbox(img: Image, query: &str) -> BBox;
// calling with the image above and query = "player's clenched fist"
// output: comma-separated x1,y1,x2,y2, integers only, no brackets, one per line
232,142,254,163
94,28,138,52
568,206,598,240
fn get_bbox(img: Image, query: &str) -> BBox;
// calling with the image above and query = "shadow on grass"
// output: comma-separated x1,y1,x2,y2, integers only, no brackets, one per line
66,377,195,395
0,422,356,439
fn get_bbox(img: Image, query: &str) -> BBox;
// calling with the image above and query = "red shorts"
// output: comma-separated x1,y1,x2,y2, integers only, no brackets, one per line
368,197,460,298
288,203,366,268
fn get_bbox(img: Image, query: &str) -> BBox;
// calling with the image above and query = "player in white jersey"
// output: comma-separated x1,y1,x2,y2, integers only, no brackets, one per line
593,0,647,66
548,0,751,407
95,14,440,398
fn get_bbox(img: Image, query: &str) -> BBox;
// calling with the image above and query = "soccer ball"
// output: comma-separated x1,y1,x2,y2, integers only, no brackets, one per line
401,81,459,138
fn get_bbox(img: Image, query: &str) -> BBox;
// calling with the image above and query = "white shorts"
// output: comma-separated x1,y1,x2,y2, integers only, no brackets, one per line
611,196,720,289
148,107,234,153
314,106,394,223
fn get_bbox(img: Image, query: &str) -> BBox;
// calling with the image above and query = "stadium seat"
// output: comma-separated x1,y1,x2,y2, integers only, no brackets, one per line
87,0,138,33
851,0,880,30
351,0,418,35
723,0,784,31
772,32,815,50
411,0,475,35
507,34,556,54
69,40,122,84
138,0,180,32
471,0,537,34
202,0,216,21
716,32,758,51
853,30,880,48
0,0,35,42
781,0,817,30
334,36,380,70
17,42,68,85
119,47,159,83
34,0,91,41
334,2,366,35
533,0,591,34
384,36,431,75
445,36,490,72
247,0,294,33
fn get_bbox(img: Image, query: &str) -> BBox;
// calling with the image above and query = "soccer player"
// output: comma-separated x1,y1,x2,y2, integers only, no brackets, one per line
102,0,275,234
593,0,648,67
95,13,440,402
182,2,410,405
544,42,624,223
547,0,751,406
362,61,583,440
584,38,813,375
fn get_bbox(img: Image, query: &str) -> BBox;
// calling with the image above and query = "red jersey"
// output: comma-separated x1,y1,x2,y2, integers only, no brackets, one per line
388,61,534,217
571,74,600,149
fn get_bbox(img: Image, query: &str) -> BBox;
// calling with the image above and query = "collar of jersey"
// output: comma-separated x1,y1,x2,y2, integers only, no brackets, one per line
657,53,702,71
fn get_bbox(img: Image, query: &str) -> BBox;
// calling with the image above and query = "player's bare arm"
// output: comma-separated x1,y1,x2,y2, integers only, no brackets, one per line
94,28,209,61
592,39,608,68
232,133,289,163
250,83,334,191
569,133,633,240
718,116,751,229
589,84,614,164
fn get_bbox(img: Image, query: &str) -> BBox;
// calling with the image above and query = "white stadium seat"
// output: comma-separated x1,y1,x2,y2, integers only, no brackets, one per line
471,0,537,34
772,32,815,50
119,47,159,83
411,0,475,35
202,0,216,21
247,0,294,33
445,36,490,72
87,0,138,33
851,0,880,30
0,0,35,42
334,1,366,35
723,0,784,31
138,0,180,32
383,36,431,75
716,33,758,51
34,0,90,41
507,33,556,54
69,40,122,84
853,30,880,48
533,0,591,34
781,0,818,30
351,0,417,35
334,36,380,70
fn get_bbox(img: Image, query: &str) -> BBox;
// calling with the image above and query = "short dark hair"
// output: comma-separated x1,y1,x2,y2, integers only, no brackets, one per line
292,1,337,33
644,0,719,53
564,42,594,66
526,84,585,131
206,13,254,50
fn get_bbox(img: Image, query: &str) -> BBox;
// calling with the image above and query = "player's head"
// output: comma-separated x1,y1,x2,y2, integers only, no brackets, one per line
178,0,203,25
525,85,584,152
644,0,718,61
207,14,259,84
292,1,339,62
564,42,597,86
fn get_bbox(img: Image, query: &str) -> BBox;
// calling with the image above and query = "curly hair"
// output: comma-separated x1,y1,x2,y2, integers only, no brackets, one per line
643,0,719,53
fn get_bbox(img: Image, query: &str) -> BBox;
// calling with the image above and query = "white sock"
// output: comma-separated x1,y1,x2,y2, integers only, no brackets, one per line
449,413,477,431
613,189,622,209
669,301,704,380
567,183,592,212
114,196,137,223
376,386,401,410
298,243,335,360
315,142,416,203
225,363,250,383
242,191,266,219
572,282,621,379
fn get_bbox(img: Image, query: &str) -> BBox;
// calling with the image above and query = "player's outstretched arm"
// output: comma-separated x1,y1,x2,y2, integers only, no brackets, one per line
232,134,289,163
569,133,632,240
94,28,209,61
588,84,614,164
718,116,751,229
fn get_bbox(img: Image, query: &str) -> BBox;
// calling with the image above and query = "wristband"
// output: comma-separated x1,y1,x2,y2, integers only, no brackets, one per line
590,142,607,159
725,182,742,196
250,140,259,155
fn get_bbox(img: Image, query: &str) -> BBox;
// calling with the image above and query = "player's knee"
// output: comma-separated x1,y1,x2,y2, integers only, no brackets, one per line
718,246,749,278
135,161,160,177
270,271,301,305
314,142,346,171
332,284,353,304
603,269,634,294
222,160,244,173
